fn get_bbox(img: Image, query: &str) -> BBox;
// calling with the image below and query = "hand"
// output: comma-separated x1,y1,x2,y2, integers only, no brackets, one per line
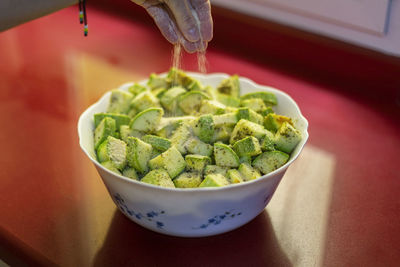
131,0,213,53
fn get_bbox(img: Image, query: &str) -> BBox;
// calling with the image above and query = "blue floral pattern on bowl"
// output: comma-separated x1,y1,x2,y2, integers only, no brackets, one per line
193,210,242,229
114,193,166,229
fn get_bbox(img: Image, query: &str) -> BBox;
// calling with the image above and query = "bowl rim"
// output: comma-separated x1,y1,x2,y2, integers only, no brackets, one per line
78,72,309,193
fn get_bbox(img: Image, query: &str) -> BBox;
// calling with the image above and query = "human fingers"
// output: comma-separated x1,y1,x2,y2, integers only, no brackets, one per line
145,3,179,44
190,0,213,42
164,0,200,42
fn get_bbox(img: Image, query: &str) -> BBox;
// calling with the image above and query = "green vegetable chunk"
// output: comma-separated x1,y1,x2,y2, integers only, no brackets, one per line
178,91,209,114
236,107,263,125
94,117,116,150
130,91,160,112
101,161,122,175
232,136,262,157
204,165,228,176
185,154,211,173
173,172,202,188
193,114,214,143
274,122,302,154
252,151,289,175
148,146,186,178
264,113,293,133
122,167,139,180
227,169,243,184
238,163,261,181
199,173,229,188
130,108,163,133
214,143,240,168
240,98,267,113
216,75,240,97
230,119,267,144
160,86,187,112
141,169,175,188
126,137,153,173
97,136,127,170
240,91,277,106
142,135,171,152
107,90,133,114
94,113,131,129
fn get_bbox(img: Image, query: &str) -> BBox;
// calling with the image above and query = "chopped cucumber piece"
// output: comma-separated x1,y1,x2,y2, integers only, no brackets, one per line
236,107,264,125
94,117,116,150
240,91,277,106
204,165,228,176
240,98,267,113
101,161,122,175
122,167,139,180
216,93,240,107
213,113,238,127
186,137,214,157
167,68,203,91
178,91,209,114
199,99,226,115
94,113,131,129
148,146,186,179
142,135,171,152
252,151,289,175
193,114,214,143
264,113,293,133
185,154,211,173
170,124,192,154
130,91,160,112
128,83,147,97
141,169,175,188
107,90,133,114
160,86,187,112
126,137,153,173
227,169,243,184
199,173,229,187
147,73,170,90
216,75,240,97
97,136,127,170
214,143,240,168
173,172,202,188
238,163,261,181
130,108,163,133
232,136,262,157
274,122,302,153
230,119,267,144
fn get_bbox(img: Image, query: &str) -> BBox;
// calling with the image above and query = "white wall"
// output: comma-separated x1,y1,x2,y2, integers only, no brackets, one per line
213,0,400,57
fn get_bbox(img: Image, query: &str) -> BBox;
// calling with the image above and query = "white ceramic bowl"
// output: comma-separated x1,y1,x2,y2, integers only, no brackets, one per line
78,72,309,237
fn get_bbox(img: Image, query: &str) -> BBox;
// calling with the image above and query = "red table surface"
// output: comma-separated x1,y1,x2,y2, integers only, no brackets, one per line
0,5,399,267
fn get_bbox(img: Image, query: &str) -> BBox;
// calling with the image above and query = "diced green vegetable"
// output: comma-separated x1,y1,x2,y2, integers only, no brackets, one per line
130,91,160,112
227,169,243,184
107,90,133,114
130,108,163,132
232,136,262,157
148,146,186,179
122,167,139,180
94,117,116,150
216,75,240,97
199,173,229,187
97,136,127,170
193,114,214,143
252,151,289,175
173,172,203,188
274,122,302,153
238,163,261,181
94,113,131,129
142,135,171,152
178,91,209,114
240,98,267,113
214,143,240,168
230,119,267,144
185,154,211,173
240,91,277,106
141,169,175,188
126,137,153,173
